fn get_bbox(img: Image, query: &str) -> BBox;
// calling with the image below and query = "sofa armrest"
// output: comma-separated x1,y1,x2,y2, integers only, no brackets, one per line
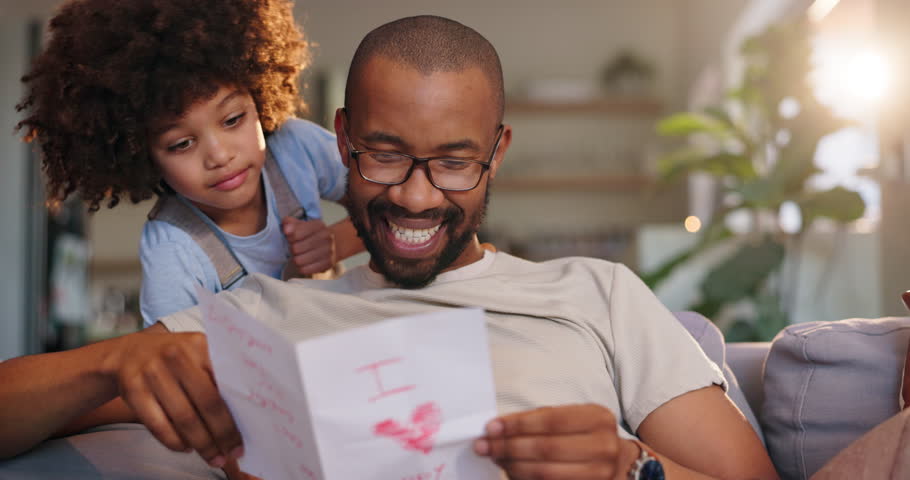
725,342,771,414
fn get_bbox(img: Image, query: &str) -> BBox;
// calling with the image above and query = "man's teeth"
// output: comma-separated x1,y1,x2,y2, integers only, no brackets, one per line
389,222,441,244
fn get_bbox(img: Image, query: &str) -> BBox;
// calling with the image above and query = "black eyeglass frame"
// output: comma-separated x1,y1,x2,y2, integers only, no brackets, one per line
341,108,504,192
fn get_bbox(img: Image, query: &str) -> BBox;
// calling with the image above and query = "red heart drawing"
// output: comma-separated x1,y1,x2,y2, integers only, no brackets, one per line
373,402,442,454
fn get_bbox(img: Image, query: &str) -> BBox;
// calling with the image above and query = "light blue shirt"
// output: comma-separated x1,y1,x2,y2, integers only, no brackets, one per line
139,118,346,326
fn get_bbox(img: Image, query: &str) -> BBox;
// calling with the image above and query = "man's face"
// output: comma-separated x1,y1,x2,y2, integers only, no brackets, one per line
337,57,512,288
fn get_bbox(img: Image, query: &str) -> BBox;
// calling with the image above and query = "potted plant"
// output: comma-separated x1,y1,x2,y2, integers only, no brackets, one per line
644,17,866,341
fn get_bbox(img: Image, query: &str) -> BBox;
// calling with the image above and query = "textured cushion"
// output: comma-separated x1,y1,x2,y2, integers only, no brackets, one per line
674,311,763,441
810,407,910,479
0,423,224,480
762,317,910,480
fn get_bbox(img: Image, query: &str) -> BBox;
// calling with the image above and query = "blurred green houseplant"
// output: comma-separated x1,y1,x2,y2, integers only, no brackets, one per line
644,17,866,341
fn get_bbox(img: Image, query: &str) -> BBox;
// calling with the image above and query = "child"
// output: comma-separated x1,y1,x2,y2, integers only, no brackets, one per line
17,0,363,326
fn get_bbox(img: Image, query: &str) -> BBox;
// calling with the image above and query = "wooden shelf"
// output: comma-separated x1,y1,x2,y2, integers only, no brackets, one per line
506,97,662,115
494,174,654,192
90,259,141,275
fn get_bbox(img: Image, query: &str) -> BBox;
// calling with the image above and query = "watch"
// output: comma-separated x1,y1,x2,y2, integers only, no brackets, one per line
627,441,665,480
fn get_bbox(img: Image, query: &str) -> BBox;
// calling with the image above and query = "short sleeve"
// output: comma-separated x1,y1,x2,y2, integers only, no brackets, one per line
139,222,219,327
608,264,726,433
269,118,347,210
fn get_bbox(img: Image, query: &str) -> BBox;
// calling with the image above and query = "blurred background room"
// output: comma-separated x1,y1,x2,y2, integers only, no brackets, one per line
0,0,907,358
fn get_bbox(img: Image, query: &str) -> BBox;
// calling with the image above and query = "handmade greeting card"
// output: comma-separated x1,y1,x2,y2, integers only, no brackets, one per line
197,286,501,480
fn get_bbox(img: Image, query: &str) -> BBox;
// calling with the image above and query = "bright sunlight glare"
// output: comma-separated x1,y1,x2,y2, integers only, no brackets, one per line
846,51,891,103
812,40,892,119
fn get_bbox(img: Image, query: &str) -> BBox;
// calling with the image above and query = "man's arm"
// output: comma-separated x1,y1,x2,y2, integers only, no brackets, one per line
0,323,243,467
475,386,778,479
637,385,777,479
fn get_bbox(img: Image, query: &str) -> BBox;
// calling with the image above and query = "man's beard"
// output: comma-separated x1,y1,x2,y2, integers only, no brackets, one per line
346,183,489,289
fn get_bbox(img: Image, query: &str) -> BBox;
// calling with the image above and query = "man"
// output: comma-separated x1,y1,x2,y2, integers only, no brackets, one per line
0,15,778,480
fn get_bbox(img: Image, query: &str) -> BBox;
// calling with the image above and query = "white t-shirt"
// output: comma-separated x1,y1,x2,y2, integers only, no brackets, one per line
161,251,726,437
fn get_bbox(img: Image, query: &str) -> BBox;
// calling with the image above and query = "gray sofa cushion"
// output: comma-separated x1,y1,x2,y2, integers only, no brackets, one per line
0,423,224,480
762,317,910,480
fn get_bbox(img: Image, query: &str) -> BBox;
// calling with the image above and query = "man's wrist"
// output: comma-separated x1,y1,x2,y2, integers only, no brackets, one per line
625,439,665,480
616,439,643,480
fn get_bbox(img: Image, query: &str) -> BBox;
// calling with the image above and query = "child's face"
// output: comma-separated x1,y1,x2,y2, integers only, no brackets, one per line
149,86,267,226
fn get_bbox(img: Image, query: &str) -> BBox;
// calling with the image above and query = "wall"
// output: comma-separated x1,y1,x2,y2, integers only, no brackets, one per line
298,1,682,104
0,18,30,359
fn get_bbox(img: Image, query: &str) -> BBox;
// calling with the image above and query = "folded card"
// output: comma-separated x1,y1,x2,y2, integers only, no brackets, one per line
197,286,501,480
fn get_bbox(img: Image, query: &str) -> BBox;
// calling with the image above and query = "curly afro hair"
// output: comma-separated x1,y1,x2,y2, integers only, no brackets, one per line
17,0,308,211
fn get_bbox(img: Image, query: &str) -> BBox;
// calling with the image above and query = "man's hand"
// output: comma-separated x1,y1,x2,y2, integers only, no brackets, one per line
473,404,639,480
108,329,243,469
223,458,263,480
282,216,335,277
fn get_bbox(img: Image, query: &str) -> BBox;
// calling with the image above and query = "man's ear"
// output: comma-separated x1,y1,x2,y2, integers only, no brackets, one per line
488,124,512,180
334,108,349,168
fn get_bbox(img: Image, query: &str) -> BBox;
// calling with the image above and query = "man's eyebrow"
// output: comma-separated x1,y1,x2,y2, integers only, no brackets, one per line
360,132,480,153
438,139,481,152
362,131,408,147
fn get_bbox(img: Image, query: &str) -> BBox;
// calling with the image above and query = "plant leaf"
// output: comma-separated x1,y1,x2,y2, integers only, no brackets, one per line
656,149,757,183
798,186,866,224
656,113,732,138
699,237,785,306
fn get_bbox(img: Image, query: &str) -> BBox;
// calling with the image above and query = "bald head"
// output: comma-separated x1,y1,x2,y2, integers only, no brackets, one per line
345,15,504,123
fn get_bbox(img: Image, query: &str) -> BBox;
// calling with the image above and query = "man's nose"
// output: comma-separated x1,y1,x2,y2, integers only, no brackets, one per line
386,165,445,214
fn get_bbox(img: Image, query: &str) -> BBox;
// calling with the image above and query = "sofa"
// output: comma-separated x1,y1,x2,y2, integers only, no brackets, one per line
689,314,910,480
2,313,908,479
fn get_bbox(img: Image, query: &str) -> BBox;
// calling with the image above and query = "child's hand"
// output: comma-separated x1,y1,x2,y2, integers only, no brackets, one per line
282,216,336,277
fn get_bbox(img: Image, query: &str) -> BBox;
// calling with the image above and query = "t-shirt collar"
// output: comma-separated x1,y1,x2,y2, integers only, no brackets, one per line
354,249,496,290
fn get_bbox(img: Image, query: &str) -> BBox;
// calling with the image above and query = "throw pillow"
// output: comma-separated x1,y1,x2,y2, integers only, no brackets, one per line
761,317,910,480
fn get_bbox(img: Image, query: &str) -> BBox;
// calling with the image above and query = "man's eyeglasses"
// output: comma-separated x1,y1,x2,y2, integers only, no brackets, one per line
341,109,504,192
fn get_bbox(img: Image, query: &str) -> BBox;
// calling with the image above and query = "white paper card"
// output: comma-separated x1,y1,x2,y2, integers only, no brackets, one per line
197,286,501,480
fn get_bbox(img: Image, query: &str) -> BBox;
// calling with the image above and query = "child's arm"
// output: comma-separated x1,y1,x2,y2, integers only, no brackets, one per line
281,216,364,278
329,217,365,261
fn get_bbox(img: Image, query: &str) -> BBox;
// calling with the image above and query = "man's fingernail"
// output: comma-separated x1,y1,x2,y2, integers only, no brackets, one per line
485,420,503,436
230,446,245,459
473,439,489,455
209,456,226,468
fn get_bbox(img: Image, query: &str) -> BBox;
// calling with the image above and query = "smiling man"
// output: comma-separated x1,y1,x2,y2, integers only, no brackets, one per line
0,15,779,480
335,16,510,292
338,60,506,288
308,16,776,480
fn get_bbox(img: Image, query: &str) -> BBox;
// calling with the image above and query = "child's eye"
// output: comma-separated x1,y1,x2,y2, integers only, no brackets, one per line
167,138,194,152
225,112,246,127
